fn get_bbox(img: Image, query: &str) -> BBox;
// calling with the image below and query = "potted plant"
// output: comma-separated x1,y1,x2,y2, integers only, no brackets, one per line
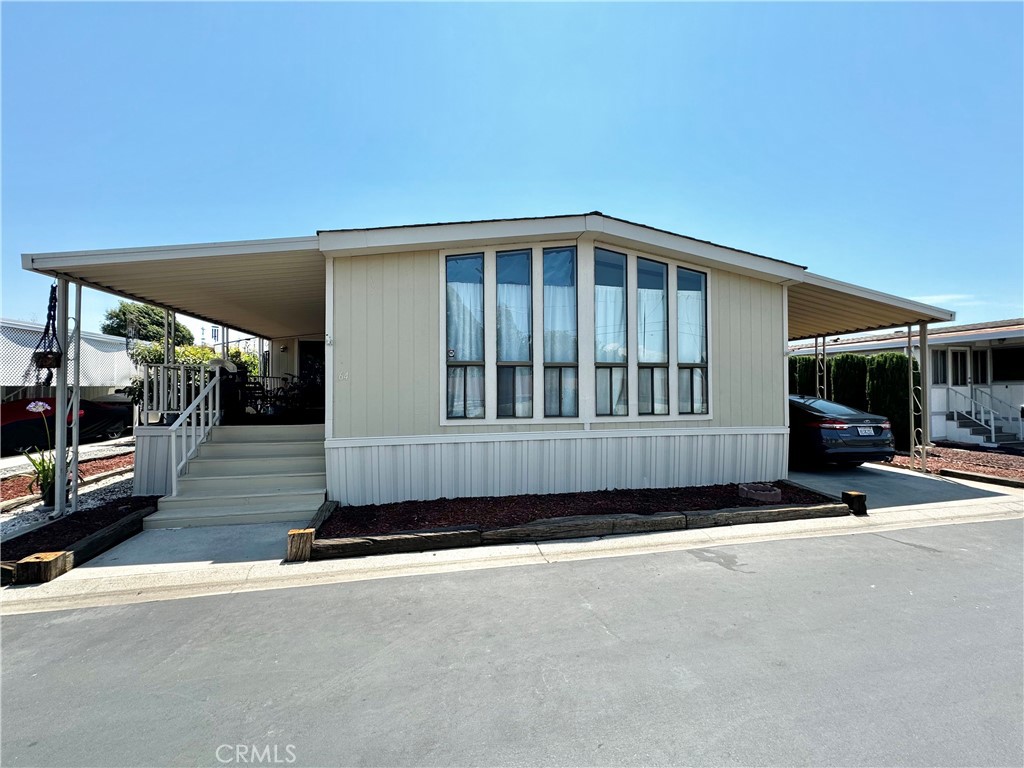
32,350,63,370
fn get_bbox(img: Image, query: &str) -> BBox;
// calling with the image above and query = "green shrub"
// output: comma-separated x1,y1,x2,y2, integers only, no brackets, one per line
788,355,819,396
866,352,920,450
828,354,869,412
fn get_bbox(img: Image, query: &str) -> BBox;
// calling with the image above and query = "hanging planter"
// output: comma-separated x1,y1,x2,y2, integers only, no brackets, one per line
31,284,64,386
32,350,63,370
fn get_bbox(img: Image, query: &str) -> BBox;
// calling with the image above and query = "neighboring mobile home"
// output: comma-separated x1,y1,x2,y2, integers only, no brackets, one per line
1,317,134,403
791,319,1024,446
21,213,954,526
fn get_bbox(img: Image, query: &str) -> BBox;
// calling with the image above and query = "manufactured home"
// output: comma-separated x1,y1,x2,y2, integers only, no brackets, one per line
22,213,954,526
791,319,1024,446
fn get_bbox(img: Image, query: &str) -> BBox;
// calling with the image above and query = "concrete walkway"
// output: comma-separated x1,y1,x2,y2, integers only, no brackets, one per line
2,466,1020,616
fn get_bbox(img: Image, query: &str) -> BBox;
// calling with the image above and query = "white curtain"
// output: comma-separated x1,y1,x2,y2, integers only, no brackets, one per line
446,282,484,361
637,288,667,363
543,284,577,363
677,289,706,364
595,285,626,363
497,283,531,362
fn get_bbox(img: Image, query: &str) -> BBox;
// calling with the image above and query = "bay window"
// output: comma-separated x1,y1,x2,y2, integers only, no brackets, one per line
677,266,708,414
496,249,533,417
594,247,628,416
637,258,669,415
446,253,485,418
543,246,578,417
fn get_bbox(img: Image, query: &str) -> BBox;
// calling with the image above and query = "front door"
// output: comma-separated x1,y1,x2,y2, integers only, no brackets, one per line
949,347,971,410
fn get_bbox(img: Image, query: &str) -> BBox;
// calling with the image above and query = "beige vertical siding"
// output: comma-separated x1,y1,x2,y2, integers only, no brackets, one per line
332,251,785,438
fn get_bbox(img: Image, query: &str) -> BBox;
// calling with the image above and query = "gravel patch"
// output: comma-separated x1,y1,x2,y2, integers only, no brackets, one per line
1,475,136,543
886,444,1024,481
2,453,135,501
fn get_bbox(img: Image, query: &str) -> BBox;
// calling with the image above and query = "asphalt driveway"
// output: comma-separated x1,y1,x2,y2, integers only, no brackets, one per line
789,462,1011,509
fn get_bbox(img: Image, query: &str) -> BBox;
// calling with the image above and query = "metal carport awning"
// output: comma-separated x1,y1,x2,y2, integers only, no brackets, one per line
785,272,955,475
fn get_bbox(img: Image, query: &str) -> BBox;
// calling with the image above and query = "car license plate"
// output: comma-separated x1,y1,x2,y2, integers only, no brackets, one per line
857,426,875,436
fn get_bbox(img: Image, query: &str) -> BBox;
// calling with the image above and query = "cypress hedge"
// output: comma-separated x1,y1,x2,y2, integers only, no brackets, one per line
828,353,869,412
866,352,919,450
788,355,819,396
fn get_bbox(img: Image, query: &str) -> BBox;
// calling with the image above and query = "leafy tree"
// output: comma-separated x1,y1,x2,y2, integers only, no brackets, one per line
101,301,193,346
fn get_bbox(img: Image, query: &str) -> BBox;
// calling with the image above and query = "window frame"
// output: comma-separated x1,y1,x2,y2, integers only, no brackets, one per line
495,248,534,418
437,241,714,426
595,246,630,417
444,252,486,419
542,245,580,418
676,265,709,415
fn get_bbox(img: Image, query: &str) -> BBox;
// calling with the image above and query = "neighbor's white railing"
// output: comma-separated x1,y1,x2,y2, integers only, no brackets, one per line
168,370,221,497
974,389,1024,440
948,389,999,443
140,363,206,425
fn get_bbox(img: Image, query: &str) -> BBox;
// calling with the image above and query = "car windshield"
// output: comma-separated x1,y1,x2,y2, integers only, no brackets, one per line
794,398,866,417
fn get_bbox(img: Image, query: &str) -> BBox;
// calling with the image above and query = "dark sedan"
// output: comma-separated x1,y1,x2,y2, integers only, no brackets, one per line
788,395,895,468
1,397,133,456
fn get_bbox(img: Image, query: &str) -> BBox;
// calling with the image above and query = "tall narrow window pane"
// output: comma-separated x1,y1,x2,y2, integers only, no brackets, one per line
497,249,531,362
931,350,947,385
679,368,692,414
693,368,707,414
611,367,628,415
466,367,485,418
653,367,669,414
639,368,653,414
677,268,707,364
544,247,577,363
544,368,560,417
497,366,515,417
637,259,668,364
447,367,465,418
595,248,627,363
446,253,484,419
515,367,533,417
561,368,578,417
596,368,611,416
446,254,483,362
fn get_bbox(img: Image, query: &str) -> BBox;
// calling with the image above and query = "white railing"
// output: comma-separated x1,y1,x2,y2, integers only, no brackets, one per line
168,370,221,497
948,389,1000,443
974,389,1024,440
140,363,206,425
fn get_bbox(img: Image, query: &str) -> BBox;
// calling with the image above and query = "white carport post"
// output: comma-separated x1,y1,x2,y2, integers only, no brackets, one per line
907,323,929,472
53,279,69,519
814,335,828,399
919,323,930,471
70,283,83,513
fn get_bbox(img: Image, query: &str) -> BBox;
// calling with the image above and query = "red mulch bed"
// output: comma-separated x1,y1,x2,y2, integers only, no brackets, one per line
887,444,1024,481
318,482,832,538
1,496,159,563
1,453,135,502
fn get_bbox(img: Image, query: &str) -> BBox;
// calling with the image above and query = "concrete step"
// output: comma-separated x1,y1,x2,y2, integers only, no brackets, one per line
176,471,327,495
970,426,1007,436
144,504,316,529
157,488,326,513
197,440,323,459
186,455,326,477
208,424,324,443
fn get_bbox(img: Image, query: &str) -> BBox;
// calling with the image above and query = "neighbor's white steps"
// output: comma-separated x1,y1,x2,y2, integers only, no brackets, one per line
144,423,326,530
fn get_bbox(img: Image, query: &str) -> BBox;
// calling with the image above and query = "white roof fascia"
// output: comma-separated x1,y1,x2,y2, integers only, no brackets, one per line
799,271,955,323
22,235,320,271
318,215,590,257
586,214,807,283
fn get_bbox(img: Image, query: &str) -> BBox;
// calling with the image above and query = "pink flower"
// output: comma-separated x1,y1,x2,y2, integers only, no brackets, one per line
26,401,52,414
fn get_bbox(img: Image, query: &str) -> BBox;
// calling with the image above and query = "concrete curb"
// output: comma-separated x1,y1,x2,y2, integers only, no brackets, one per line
937,468,1024,489
2,499,1020,616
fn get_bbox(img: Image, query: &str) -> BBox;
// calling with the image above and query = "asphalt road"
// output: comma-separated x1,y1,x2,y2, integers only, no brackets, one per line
3,519,1022,768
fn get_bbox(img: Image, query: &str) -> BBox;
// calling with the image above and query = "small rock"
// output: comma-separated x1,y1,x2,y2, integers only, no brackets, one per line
738,483,782,503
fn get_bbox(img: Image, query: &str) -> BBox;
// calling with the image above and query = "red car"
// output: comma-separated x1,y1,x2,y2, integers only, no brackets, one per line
1,398,132,456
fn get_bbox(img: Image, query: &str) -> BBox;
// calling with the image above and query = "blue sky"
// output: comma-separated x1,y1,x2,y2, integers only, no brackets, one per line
3,2,1022,338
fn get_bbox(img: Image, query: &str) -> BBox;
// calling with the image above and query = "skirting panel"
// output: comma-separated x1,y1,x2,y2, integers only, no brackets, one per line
133,426,180,496
327,429,789,506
